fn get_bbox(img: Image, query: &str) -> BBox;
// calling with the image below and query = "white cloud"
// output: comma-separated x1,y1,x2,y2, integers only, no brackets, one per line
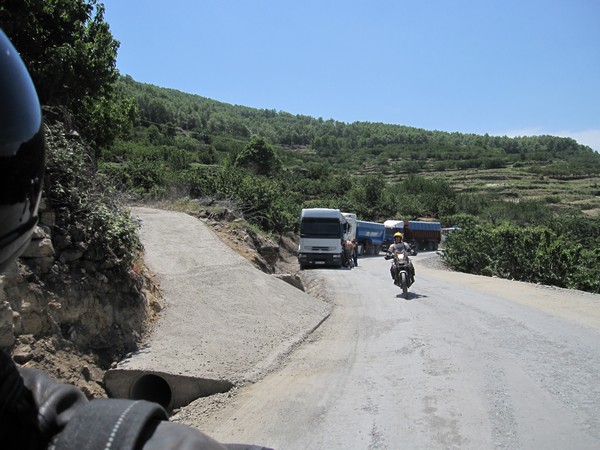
496,127,600,153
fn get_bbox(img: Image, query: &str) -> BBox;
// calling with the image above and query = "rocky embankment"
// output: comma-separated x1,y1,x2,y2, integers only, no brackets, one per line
0,117,162,398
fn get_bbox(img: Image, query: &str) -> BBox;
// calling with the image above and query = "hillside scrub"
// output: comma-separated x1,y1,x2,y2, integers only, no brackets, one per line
0,113,160,398
115,76,600,177
102,76,600,217
45,108,142,270
442,216,600,294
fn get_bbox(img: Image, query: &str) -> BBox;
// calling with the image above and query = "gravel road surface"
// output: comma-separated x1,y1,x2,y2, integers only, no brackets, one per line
176,252,600,449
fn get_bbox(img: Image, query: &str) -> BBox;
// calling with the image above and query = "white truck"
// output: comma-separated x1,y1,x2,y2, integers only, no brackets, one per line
298,208,350,269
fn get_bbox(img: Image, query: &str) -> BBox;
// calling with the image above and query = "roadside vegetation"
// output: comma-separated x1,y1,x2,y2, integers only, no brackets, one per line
1,0,140,272
442,214,600,293
3,0,600,293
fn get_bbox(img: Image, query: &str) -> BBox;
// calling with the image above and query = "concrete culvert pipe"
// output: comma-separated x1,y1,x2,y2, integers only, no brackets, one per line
104,369,234,413
130,374,172,410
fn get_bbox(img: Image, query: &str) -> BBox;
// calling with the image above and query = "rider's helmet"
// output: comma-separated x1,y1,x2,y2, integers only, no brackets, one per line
394,232,403,240
0,30,45,272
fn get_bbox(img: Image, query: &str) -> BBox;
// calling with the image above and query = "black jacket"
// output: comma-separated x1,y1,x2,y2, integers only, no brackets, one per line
0,350,269,450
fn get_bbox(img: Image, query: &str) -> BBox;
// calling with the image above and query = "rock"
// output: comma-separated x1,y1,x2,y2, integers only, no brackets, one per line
258,244,279,266
225,209,237,221
60,248,84,263
31,226,48,240
23,256,55,274
252,255,271,273
21,238,55,258
272,273,305,291
40,211,56,226
12,342,34,364
70,224,87,243
95,272,109,283
0,301,15,348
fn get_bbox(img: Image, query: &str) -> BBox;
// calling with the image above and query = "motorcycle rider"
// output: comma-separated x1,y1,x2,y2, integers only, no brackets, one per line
0,29,269,450
387,232,415,285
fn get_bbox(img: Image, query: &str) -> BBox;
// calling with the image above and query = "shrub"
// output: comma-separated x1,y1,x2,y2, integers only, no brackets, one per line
442,221,600,294
45,120,141,270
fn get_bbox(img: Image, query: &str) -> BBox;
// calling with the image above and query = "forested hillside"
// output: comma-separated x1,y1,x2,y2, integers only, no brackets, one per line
115,76,600,177
104,76,600,221
102,77,600,293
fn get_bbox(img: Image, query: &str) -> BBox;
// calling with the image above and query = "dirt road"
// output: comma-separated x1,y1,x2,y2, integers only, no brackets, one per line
174,252,600,449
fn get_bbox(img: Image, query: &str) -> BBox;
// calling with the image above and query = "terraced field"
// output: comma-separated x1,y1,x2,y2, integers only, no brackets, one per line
418,166,600,217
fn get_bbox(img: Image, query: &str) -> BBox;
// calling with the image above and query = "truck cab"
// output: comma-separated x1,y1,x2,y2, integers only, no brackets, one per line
298,208,349,269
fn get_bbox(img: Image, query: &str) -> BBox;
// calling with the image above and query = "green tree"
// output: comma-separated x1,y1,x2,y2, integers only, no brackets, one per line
346,175,383,218
0,0,134,147
235,136,282,176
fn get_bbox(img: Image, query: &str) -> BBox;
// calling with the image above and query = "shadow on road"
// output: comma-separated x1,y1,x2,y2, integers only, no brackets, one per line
396,292,427,301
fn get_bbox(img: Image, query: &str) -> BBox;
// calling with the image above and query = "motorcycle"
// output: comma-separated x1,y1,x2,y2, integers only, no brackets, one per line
385,249,414,298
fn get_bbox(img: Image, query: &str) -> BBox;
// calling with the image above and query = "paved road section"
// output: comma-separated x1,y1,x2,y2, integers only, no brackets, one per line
112,207,330,387
179,252,600,449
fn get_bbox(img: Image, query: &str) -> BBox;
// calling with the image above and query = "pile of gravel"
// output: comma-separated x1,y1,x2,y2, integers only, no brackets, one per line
413,251,452,272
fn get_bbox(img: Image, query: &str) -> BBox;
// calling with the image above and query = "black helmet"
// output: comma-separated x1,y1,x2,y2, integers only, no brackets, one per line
0,30,45,272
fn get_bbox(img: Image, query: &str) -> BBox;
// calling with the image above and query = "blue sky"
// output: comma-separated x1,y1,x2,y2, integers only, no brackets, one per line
102,0,600,151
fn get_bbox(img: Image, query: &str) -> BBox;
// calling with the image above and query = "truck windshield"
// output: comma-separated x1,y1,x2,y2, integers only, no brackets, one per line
300,218,341,238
